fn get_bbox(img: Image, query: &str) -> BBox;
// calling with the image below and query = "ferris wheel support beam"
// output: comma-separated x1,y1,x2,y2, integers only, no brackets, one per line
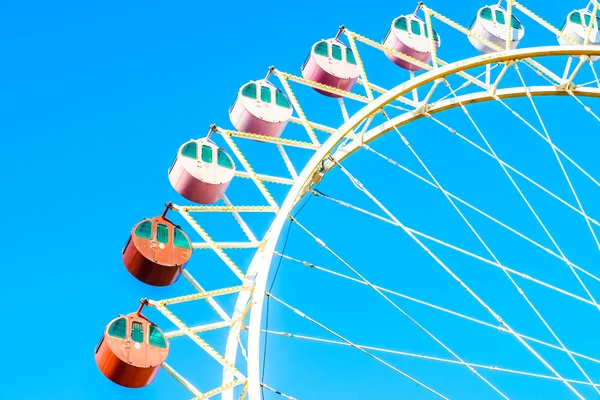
219,45,600,400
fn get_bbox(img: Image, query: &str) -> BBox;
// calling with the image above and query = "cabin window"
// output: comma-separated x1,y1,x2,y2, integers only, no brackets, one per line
495,10,506,25
217,149,234,169
570,11,582,25
394,17,408,32
480,7,493,21
260,86,272,103
174,228,191,249
511,16,522,29
410,20,421,35
275,90,291,109
424,26,440,41
584,13,599,28
201,145,213,163
107,318,127,339
131,321,144,343
157,224,169,244
149,325,168,349
314,41,329,57
241,83,257,99
346,48,357,65
331,44,343,61
135,220,153,240
181,141,198,159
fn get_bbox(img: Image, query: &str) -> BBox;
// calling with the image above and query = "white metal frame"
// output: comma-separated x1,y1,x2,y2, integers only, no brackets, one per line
119,1,600,397
230,45,600,400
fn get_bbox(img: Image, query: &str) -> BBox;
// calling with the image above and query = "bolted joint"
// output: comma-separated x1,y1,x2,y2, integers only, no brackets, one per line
412,102,431,116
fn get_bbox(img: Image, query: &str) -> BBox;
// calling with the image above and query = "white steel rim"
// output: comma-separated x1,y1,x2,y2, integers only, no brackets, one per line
220,45,600,400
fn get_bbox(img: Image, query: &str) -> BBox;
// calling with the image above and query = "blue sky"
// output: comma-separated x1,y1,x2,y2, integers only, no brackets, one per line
3,0,600,399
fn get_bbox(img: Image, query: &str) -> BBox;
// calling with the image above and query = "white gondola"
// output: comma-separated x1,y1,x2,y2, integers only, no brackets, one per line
558,9,600,61
469,4,525,54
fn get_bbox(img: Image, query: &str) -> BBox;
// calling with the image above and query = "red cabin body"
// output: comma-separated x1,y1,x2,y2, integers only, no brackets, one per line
95,311,169,388
123,216,192,286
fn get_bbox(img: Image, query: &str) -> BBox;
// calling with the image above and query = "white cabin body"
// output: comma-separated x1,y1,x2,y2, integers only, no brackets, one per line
469,5,525,54
229,80,293,138
168,139,235,204
301,38,360,97
558,9,600,60
382,15,441,71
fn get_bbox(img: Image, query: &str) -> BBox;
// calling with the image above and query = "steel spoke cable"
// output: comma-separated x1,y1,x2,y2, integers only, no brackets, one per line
260,383,297,400
315,157,600,306
489,84,600,191
382,105,600,393
515,64,600,255
423,113,600,228
568,88,600,123
579,79,599,87
261,329,600,388
274,251,600,366
361,144,600,286
329,159,584,398
261,189,315,399
312,180,600,308
289,216,510,398
562,55,600,119
589,60,600,88
288,191,600,308
429,63,502,109
266,292,450,399
491,61,600,190
443,80,600,316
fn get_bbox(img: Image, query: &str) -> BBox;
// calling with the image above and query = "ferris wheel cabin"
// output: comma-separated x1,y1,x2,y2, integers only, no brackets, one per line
168,138,235,204
301,38,360,97
469,4,525,54
122,215,192,286
229,80,293,137
382,15,441,71
95,309,169,388
558,9,600,54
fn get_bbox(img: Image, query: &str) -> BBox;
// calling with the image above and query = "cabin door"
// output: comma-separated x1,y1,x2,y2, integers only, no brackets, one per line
128,320,148,368
154,222,172,266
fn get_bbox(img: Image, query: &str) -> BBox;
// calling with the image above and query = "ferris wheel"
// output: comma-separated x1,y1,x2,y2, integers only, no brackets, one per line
93,0,600,399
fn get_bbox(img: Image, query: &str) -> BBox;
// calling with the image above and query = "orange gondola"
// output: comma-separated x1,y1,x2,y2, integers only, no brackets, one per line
122,204,192,286
95,301,169,388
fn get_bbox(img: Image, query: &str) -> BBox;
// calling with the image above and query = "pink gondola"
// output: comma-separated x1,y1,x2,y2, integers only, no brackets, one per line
168,131,235,204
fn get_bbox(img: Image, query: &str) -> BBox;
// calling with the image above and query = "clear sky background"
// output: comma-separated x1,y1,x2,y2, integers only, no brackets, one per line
3,0,600,399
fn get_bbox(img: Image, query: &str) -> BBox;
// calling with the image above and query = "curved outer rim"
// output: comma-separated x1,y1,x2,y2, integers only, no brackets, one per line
221,45,600,400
